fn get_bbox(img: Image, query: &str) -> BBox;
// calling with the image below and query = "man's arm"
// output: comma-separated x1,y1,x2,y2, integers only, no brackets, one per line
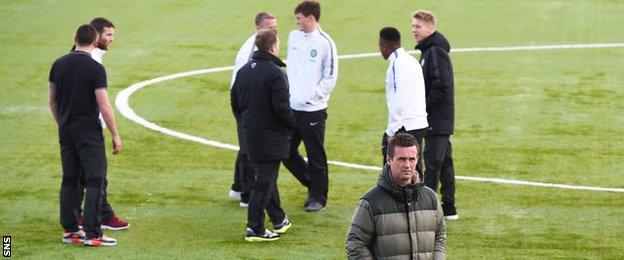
313,40,339,100
425,47,452,110
95,88,121,154
48,82,59,124
230,82,241,121
433,200,447,259
345,199,375,260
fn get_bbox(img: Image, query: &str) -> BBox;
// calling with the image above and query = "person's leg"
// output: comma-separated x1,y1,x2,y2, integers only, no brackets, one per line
77,133,106,239
439,139,457,216
265,182,286,227
59,134,82,233
299,110,328,207
99,173,115,223
282,111,310,187
238,150,254,205
405,128,427,175
231,152,243,193
247,160,280,234
231,121,244,194
423,135,449,192
381,132,389,166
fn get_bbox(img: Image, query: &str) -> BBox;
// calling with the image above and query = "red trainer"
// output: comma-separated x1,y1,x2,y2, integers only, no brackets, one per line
84,235,117,247
101,216,130,231
62,230,86,244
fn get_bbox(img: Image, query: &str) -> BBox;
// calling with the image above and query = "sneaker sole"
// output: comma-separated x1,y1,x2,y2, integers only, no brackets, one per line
84,241,117,247
273,222,292,234
306,206,326,212
245,236,279,242
444,215,459,220
62,238,85,244
101,223,131,231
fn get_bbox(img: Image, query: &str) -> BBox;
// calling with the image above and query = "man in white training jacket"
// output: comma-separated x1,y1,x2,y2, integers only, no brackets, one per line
283,0,338,212
378,27,428,174
228,12,277,207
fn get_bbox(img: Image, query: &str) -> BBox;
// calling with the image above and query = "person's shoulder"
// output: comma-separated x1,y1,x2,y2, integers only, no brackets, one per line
401,52,421,67
361,185,387,201
317,28,336,45
288,30,300,38
418,185,440,206
245,33,256,44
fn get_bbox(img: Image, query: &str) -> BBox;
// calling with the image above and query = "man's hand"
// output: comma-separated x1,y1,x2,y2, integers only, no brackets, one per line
112,134,122,154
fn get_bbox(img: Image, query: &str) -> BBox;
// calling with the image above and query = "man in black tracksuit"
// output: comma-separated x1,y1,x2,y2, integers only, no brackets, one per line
49,24,121,246
412,10,458,220
231,29,296,242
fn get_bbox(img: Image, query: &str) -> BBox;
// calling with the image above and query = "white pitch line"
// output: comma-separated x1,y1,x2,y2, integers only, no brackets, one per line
115,43,624,193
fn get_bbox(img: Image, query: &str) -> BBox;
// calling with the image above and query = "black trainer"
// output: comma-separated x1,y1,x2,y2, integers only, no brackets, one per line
306,201,326,212
245,228,279,242
273,216,292,234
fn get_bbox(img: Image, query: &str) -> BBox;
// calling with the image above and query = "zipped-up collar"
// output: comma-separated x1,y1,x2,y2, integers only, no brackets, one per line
71,50,92,57
387,47,404,64
251,50,286,67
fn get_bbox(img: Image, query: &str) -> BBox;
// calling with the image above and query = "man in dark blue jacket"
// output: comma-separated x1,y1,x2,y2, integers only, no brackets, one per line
412,10,458,220
231,28,297,242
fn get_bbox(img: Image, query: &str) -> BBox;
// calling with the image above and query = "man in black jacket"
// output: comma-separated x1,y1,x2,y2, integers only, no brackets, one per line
412,10,458,220
231,28,296,242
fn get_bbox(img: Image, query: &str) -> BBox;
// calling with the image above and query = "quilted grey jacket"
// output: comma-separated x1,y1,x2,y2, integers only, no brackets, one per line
346,165,446,259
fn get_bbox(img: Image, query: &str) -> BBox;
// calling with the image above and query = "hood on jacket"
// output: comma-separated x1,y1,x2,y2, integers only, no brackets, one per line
415,31,451,52
252,50,286,67
377,165,424,203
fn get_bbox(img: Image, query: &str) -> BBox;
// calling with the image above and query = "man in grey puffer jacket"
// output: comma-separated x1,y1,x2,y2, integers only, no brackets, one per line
346,133,446,259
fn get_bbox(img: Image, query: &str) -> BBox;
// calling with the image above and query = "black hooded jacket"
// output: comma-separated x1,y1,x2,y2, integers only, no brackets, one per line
416,32,454,135
231,50,296,162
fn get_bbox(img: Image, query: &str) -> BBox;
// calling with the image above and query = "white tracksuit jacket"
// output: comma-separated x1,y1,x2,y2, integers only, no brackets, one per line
385,47,428,136
286,27,338,112
231,33,257,88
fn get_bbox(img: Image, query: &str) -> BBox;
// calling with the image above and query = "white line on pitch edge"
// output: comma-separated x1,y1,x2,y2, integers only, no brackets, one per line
115,43,624,193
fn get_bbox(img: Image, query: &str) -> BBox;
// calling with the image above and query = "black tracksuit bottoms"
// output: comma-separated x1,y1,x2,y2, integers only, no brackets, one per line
59,132,106,239
282,109,328,205
247,160,286,234
231,119,254,201
77,175,115,223
423,134,456,214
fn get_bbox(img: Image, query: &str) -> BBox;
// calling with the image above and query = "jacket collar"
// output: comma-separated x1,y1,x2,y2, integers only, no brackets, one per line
377,165,422,203
387,47,405,64
251,50,286,67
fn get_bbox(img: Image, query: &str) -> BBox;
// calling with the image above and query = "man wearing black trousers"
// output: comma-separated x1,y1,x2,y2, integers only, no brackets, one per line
231,29,295,242
377,27,429,173
284,0,339,212
49,24,121,246
412,10,459,220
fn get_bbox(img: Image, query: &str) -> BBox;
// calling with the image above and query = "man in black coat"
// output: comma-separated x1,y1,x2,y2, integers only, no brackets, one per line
412,10,458,220
231,28,297,242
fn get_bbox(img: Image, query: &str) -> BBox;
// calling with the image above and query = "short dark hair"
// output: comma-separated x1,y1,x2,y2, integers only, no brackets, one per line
255,28,278,52
387,133,419,158
255,12,275,26
294,0,321,21
90,17,115,34
75,24,98,47
379,27,401,46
